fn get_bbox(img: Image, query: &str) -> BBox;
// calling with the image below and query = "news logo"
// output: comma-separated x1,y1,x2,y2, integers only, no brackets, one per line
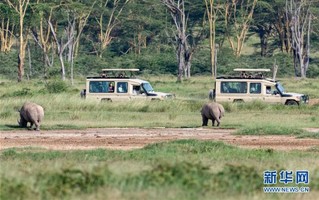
263,170,310,193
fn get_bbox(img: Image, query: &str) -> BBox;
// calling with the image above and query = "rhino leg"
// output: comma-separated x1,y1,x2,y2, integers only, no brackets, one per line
29,122,34,130
202,115,208,126
35,122,40,131
19,117,28,128
216,117,221,127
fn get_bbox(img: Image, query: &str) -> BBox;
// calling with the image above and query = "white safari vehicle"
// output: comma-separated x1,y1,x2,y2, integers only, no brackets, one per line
81,69,174,101
211,68,309,105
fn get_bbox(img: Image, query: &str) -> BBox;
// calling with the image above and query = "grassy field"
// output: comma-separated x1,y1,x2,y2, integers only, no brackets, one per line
1,140,319,200
0,76,319,131
1,75,319,199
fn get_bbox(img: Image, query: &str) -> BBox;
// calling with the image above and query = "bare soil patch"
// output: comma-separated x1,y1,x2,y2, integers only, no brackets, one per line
1,128,319,151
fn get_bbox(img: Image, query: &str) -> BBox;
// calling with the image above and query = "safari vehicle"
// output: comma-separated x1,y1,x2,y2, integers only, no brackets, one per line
81,69,174,101
212,68,309,105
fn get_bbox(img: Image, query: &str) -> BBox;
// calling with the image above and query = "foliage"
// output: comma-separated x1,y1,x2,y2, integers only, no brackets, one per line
1,140,319,199
0,0,318,80
45,80,68,93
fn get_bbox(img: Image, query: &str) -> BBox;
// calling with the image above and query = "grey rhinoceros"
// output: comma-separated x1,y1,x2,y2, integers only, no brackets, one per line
201,102,225,127
18,102,44,131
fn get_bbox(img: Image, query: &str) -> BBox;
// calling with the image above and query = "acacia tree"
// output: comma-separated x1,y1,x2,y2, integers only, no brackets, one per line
223,0,257,57
0,3,16,53
5,0,30,82
65,2,94,84
272,0,292,53
204,0,221,78
47,1,93,81
251,0,275,57
286,0,313,77
162,0,205,81
92,0,130,57
31,3,55,78
119,0,166,55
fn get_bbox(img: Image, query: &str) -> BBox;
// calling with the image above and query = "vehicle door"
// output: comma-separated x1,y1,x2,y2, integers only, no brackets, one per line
113,81,130,101
262,85,282,104
248,82,264,102
130,84,147,100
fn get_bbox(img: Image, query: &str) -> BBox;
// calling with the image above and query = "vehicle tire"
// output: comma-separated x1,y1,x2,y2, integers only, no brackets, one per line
233,99,244,103
285,100,298,106
101,98,112,102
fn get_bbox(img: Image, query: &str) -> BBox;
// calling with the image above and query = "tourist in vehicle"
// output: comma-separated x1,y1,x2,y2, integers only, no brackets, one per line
108,82,114,92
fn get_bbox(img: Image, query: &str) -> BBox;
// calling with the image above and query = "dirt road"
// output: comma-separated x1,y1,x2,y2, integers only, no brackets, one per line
1,128,319,151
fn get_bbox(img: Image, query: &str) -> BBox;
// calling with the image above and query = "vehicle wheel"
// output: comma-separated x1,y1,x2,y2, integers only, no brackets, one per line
233,99,244,103
285,100,298,106
101,98,112,102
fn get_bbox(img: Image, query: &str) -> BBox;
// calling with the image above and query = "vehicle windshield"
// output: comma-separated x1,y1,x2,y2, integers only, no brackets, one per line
276,82,285,94
142,82,154,93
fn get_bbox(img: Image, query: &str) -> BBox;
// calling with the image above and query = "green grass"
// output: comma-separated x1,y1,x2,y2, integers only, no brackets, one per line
236,125,319,139
0,76,319,131
1,140,319,200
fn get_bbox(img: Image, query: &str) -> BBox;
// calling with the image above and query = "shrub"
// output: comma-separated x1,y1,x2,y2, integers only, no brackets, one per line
211,164,262,193
36,168,108,198
46,80,68,93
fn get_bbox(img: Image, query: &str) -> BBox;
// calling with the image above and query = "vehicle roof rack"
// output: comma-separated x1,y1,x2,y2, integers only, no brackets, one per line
101,68,140,72
87,68,140,79
232,68,270,79
233,68,271,72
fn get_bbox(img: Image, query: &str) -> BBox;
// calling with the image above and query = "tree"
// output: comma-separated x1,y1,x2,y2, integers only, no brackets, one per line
272,0,292,53
162,0,188,81
30,2,55,78
162,0,205,81
119,0,166,55
5,0,30,82
0,3,16,53
92,0,130,57
286,0,313,77
204,0,220,78
223,0,257,57
65,1,94,84
251,0,275,57
47,1,93,81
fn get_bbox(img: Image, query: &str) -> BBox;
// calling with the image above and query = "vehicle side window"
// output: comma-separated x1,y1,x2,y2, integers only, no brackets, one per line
89,81,114,93
133,85,142,95
89,81,107,93
221,81,247,93
117,82,128,93
250,83,261,94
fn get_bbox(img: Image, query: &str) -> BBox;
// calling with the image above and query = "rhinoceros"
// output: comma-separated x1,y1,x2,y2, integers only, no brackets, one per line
201,102,225,127
18,102,44,131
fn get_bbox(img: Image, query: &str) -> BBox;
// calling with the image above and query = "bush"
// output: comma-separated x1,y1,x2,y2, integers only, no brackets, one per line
211,164,262,193
36,168,108,197
46,80,68,93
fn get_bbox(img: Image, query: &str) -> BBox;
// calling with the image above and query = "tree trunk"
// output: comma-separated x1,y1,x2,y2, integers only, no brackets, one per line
286,0,312,78
177,38,185,82
205,0,217,78
259,29,268,57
